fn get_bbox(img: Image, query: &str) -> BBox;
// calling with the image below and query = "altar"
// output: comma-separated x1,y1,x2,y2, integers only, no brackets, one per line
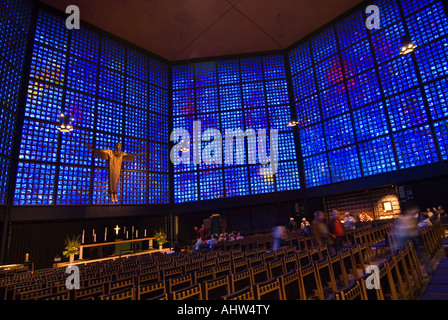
79,237,155,260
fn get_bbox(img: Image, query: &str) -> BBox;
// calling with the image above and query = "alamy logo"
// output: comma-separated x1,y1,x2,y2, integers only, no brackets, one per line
65,265,80,290
170,121,279,175
66,5,80,30
365,265,380,290
365,5,380,30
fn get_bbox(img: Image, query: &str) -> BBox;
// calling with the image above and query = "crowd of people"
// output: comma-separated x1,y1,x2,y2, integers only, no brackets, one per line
193,224,244,251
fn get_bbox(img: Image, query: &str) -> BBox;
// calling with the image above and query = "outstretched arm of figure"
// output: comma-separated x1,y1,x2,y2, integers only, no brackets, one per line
83,143,109,160
123,151,144,162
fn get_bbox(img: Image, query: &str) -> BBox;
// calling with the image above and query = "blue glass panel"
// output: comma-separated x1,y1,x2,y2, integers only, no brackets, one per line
195,62,217,87
19,119,58,162
265,79,289,105
60,128,93,166
196,87,218,113
424,78,448,121
221,110,244,130
92,167,121,204
385,88,428,132
400,0,436,17
378,54,418,97
125,106,148,140
100,37,125,72
245,108,268,131
370,0,401,29
371,21,406,65
288,42,312,75
98,68,124,102
149,173,169,204
123,137,148,171
25,81,63,122
303,153,331,187
30,44,66,86
0,17,27,70
341,39,373,78
359,136,397,176
127,48,148,81
0,107,15,157
148,142,169,173
0,59,21,112
277,132,296,161
353,101,389,141
315,55,343,91
67,56,97,95
0,156,10,204
172,65,194,89
148,85,168,115
320,83,349,119
324,113,355,150
125,77,148,108
241,57,263,82
347,69,381,108
1,0,33,34
220,85,242,111
276,161,300,191
35,10,69,51
242,82,265,108
434,119,448,160
199,170,223,200
268,105,293,132
174,173,198,203
173,89,195,116
14,162,56,205
300,123,326,157
415,37,448,83
56,166,91,205
217,59,240,84
122,171,147,205
64,91,95,130
335,10,367,49
263,55,286,79
328,145,361,183
292,68,316,100
295,94,321,128
148,113,168,143
249,165,275,194
70,27,100,62
225,167,249,197
149,58,168,88
311,27,338,62
97,99,123,135
393,125,438,168
406,2,448,46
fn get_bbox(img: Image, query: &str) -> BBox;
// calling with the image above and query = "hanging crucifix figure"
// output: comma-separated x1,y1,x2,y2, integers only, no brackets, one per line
84,142,142,203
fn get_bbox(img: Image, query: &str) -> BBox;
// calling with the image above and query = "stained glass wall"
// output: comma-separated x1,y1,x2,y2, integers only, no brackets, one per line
289,0,448,188
13,9,169,205
172,55,300,203
0,0,33,205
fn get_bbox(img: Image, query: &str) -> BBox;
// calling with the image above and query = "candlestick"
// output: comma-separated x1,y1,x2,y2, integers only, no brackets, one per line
126,231,128,239
136,230,138,238
144,229,147,237
104,227,107,241
82,230,85,243
93,233,96,243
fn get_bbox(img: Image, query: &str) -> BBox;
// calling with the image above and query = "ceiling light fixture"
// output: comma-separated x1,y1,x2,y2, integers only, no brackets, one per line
400,35,417,55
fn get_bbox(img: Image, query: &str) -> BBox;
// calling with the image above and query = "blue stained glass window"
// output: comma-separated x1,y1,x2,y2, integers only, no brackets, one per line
225,167,249,197
328,145,361,183
60,129,93,166
0,59,21,112
0,107,15,157
393,125,438,168
98,68,124,102
127,48,148,81
122,171,147,204
353,102,389,141
370,0,401,30
197,113,220,131
199,170,223,200
295,94,321,128
125,106,148,139
303,153,331,187
335,10,367,49
288,42,312,75
249,165,275,195
268,105,293,132
92,167,120,204
406,2,448,46
278,132,296,161
341,39,373,78
315,55,343,91
100,37,125,72
300,123,326,157
245,108,268,131
19,119,58,162
174,173,198,203
173,115,195,137
25,81,63,122
70,28,100,62
64,91,95,130
148,85,168,115
424,78,448,121
217,59,240,84
67,57,97,95
276,161,300,191
196,87,218,113
1,0,33,34
241,57,263,82
385,88,428,132
292,68,316,100
311,27,338,63
149,173,169,204
359,136,397,176
94,132,121,167
195,62,217,87
149,58,168,88
347,69,381,108
242,82,265,108
434,119,448,160
371,21,406,65
125,77,148,108
56,166,91,205
378,54,418,97
30,44,66,86
0,18,27,70
172,65,194,89
324,113,355,150
35,10,69,51
0,156,10,204
263,55,286,79
400,0,436,17
123,138,148,171
148,142,169,173
320,83,349,119
97,99,123,135
173,89,194,116
415,37,448,83
220,85,242,111
14,162,56,205
148,113,168,143
266,79,289,105
221,110,244,131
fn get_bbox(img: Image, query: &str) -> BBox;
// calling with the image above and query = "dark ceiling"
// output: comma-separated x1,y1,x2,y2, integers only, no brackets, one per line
41,0,365,61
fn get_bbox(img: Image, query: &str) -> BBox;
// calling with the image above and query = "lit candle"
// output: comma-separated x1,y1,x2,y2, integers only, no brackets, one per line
144,229,147,237
126,231,128,239
104,227,107,241
93,233,96,243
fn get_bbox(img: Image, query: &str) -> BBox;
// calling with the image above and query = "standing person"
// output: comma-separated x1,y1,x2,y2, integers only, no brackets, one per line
426,208,435,222
194,223,207,241
433,205,446,217
287,217,298,232
328,210,345,253
300,218,311,236
272,225,286,251
311,211,334,253
343,212,356,230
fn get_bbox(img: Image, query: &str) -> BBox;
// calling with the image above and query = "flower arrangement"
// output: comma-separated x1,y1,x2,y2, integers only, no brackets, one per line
63,235,81,258
154,230,167,245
